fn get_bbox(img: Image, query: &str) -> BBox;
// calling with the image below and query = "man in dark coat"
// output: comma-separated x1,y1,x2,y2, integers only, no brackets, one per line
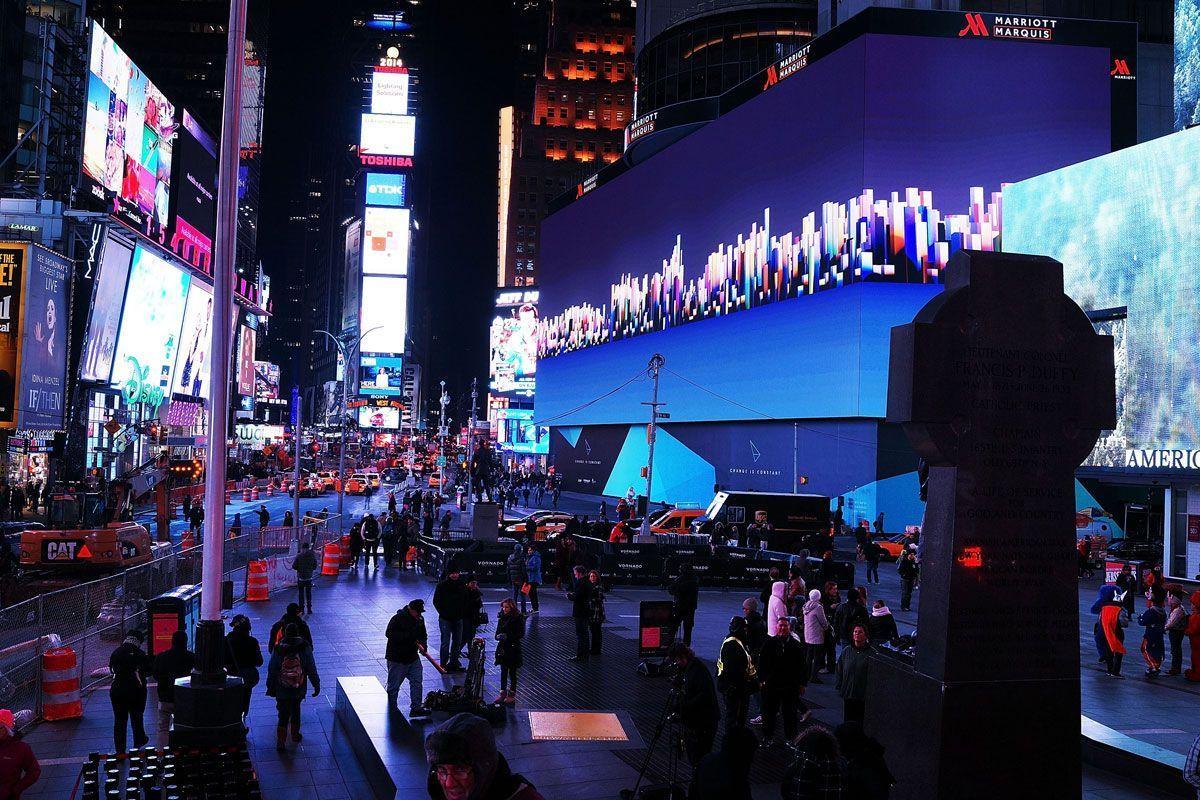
669,564,700,647
567,565,592,661
268,603,313,654
669,642,718,766
433,570,470,671
385,599,429,717
757,618,809,741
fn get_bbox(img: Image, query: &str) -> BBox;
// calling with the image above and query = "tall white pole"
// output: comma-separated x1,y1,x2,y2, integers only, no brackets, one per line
198,0,246,667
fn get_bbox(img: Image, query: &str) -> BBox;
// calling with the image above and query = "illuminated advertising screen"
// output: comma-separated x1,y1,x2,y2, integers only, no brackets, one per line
1179,0,1200,129
489,289,538,397
362,207,410,275
359,405,401,430
82,22,176,241
371,67,409,115
112,245,191,407
365,172,407,207
496,408,548,455
169,110,217,273
359,353,404,397
171,281,213,399
360,276,407,353
18,246,70,430
360,113,415,157
81,234,133,382
237,325,256,396
254,361,280,400
1004,125,1200,462
0,245,21,425
537,21,1122,426
342,221,362,331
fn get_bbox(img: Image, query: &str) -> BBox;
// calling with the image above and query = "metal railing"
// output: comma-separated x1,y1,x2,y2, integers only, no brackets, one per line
0,516,339,728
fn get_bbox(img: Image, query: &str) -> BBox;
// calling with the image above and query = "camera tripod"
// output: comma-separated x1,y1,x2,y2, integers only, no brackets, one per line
620,679,688,800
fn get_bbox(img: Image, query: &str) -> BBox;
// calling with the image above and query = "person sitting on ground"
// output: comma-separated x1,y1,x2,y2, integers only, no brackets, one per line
425,712,544,800
688,725,759,800
0,709,38,799
868,600,898,645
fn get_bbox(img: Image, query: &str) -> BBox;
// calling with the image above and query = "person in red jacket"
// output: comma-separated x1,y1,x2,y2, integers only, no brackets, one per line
1184,590,1200,682
608,521,631,543
0,709,39,799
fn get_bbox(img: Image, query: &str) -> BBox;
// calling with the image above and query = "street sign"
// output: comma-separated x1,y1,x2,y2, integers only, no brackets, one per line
657,412,670,419
436,455,447,467
103,419,121,436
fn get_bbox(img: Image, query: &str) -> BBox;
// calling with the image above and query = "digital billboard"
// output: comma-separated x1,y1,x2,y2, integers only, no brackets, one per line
359,353,404,396
537,25,1120,427
1179,0,1200,130
80,234,133,382
169,110,217,273
360,276,407,354
360,113,415,157
254,361,280,400
111,245,190,408
342,221,362,331
82,22,176,242
362,207,410,275
171,281,213,399
18,246,70,431
365,173,407,207
359,405,400,430
1004,125,1200,461
371,67,409,115
489,289,538,397
237,325,256,396
0,245,22,425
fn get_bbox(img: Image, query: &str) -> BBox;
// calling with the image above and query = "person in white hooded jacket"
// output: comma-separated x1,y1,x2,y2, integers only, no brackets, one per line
767,581,788,640
802,589,831,684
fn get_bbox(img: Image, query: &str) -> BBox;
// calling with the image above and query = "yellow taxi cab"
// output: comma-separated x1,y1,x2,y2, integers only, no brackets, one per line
316,471,339,492
345,474,373,496
649,508,703,535
428,473,442,488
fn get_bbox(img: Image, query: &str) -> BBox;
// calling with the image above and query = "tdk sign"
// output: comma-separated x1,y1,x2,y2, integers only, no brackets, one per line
365,173,407,207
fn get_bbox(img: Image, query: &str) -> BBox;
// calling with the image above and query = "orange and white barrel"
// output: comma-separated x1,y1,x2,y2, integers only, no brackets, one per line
242,487,252,502
246,560,269,601
251,487,260,501
321,543,341,576
42,647,82,721
339,534,352,567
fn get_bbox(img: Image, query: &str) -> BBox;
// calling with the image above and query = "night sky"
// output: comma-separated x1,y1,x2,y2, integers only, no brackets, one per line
258,0,516,413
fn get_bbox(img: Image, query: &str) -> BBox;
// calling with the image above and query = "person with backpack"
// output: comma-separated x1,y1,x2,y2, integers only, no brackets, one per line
224,614,263,724
152,630,194,747
268,604,313,654
266,623,320,751
291,543,318,614
109,631,151,755
362,513,382,568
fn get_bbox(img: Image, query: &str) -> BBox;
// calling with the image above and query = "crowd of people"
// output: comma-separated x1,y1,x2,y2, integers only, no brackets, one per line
1091,563,1200,682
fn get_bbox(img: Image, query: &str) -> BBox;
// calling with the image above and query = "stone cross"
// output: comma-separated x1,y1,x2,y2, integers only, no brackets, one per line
871,249,1116,798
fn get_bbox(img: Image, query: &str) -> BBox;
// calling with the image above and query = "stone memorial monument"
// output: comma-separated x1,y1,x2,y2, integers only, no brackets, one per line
865,250,1116,798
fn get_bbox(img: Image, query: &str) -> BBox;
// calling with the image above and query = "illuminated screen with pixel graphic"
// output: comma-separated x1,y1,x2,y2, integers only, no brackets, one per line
537,31,1116,426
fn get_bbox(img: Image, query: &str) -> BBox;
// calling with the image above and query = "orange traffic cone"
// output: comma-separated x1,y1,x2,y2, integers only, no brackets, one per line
321,543,341,576
246,560,269,600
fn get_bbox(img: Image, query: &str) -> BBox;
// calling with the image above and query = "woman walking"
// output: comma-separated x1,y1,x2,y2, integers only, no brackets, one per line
266,623,320,750
587,570,606,655
225,614,264,724
494,598,525,706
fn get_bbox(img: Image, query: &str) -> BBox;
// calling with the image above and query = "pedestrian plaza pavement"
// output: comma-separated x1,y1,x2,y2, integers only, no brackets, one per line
15,551,1197,799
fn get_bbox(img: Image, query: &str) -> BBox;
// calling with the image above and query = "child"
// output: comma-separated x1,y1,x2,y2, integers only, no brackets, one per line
1139,596,1167,678
404,544,421,572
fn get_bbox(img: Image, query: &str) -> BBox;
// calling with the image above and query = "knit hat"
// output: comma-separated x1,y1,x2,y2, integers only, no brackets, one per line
426,713,498,795
408,599,425,613
808,589,822,602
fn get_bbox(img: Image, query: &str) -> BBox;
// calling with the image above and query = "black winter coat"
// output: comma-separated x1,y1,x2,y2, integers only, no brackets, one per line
494,611,524,668
433,577,470,621
757,635,808,692
677,657,719,730
385,609,428,663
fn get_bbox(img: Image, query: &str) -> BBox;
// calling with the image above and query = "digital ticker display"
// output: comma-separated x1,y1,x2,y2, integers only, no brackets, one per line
536,24,1120,427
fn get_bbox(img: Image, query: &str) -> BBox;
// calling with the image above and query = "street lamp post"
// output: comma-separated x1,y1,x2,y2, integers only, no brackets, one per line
316,327,380,527
438,381,449,495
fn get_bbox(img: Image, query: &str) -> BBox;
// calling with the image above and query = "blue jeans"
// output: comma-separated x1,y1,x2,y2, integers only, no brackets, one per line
439,618,463,667
386,658,423,712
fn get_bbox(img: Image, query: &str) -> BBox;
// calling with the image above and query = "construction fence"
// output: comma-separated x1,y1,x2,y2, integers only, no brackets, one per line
0,516,340,728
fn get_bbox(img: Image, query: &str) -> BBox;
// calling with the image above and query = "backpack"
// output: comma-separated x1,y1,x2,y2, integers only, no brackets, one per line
280,652,305,690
